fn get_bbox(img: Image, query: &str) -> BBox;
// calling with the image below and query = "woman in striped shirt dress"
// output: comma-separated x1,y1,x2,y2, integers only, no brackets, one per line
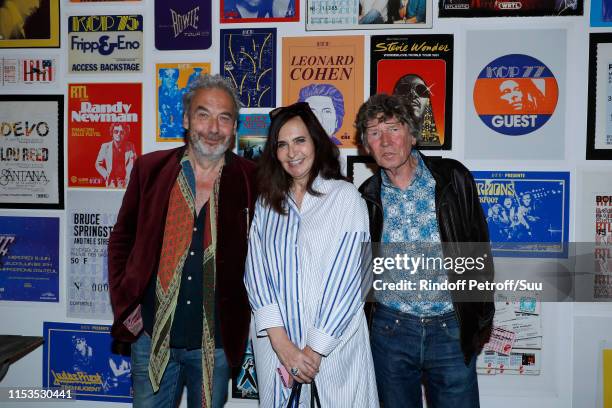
244,102,379,407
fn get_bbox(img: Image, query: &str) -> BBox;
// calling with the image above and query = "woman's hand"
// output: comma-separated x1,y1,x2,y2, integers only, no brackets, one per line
302,346,322,372
267,327,317,383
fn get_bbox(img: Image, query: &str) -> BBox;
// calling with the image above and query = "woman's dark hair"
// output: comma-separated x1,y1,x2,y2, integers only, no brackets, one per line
258,102,343,214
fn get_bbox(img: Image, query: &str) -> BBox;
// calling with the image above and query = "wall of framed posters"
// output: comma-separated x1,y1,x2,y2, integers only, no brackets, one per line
0,0,608,407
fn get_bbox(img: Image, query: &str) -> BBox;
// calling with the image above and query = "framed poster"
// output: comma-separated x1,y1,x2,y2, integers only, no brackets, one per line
0,95,63,209
306,0,432,30
220,28,276,109
156,62,211,142
68,15,143,74
587,33,612,160
472,170,570,258
0,216,59,302
230,340,258,401
221,0,299,22
0,0,60,48
67,191,123,320
346,155,376,187
282,36,364,148
43,322,133,402
465,30,566,160
0,56,58,88
370,35,453,150
68,83,142,189
155,0,211,50
439,0,582,17
236,114,270,162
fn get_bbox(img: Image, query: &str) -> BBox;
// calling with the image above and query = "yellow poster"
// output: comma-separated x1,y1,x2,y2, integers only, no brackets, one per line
282,36,364,149
604,349,612,408
0,0,60,48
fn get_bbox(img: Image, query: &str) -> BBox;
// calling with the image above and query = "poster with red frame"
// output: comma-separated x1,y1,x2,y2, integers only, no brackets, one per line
68,83,142,189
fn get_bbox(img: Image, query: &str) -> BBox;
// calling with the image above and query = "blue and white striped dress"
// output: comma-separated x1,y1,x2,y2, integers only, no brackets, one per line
244,176,379,408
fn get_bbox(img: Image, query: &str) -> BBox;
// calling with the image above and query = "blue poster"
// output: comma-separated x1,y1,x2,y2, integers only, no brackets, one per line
155,0,211,50
237,114,270,162
472,171,570,258
591,0,612,26
231,340,258,400
0,216,59,302
43,322,133,403
220,28,276,108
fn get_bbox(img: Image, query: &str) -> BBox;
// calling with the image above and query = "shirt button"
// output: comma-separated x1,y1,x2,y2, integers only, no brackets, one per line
193,227,197,231
187,276,192,281
418,294,422,299
190,251,195,256
186,300,191,305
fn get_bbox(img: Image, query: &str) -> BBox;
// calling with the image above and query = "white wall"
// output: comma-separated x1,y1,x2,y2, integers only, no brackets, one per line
1,0,608,407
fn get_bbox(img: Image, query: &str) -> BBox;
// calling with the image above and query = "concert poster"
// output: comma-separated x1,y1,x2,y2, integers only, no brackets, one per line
221,0,299,22
370,34,453,150
156,62,211,142
67,191,123,320
0,95,63,209
43,322,133,402
439,0,582,17
155,0,211,50
306,0,432,30
68,15,143,74
68,83,142,189
472,170,570,258
0,56,58,88
237,114,270,162
282,35,364,148
465,30,566,160
230,340,258,400
587,33,612,160
0,216,59,302
220,28,276,109
0,0,60,48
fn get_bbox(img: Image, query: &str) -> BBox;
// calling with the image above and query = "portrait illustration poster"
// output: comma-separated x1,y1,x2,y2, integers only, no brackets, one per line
587,33,612,159
0,56,58,88
472,170,570,258
68,15,143,74
306,0,432,30
155,0,211,50
282,35,364,148
220,28,276,109
0,0,60,48
68,83,142,189
465,30,566,160
221,0,299,22
439,0,582,17
67,191,123,320
0,95,63,209
370,34,453,150
0,216,59,302
43,322,133,402
156,62,211,142
237,114,270,162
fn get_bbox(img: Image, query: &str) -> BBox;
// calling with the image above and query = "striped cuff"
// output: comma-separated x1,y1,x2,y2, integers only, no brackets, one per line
254,303,284,336
306,327,340,357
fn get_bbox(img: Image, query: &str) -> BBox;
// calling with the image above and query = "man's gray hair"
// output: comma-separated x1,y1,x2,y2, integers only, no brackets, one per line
354,93,420,147
182,74,242,119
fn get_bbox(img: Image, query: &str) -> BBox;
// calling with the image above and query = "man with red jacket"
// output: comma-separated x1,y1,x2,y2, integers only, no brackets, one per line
108,74,256,408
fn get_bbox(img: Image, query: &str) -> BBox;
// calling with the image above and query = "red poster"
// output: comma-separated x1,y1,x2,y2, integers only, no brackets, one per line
68,83,142,188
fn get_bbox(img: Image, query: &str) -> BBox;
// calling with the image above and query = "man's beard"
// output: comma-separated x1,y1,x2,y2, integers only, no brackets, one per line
187,129,231,162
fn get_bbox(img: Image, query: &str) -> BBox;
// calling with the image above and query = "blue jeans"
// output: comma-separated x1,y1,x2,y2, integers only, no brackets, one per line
371,304,479,408
131,333,231,408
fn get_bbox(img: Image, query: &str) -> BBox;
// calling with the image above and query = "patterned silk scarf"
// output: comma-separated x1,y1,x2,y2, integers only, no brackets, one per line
148,153,219,408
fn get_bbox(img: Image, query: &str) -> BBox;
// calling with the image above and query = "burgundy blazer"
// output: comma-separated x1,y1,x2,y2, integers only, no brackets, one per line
108,146,257,367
